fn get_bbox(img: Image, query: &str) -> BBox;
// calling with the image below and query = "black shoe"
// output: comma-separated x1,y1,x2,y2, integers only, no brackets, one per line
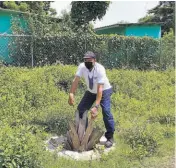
105,138,114,148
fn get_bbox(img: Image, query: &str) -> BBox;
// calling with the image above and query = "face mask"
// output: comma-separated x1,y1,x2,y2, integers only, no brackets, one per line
85,62,94,70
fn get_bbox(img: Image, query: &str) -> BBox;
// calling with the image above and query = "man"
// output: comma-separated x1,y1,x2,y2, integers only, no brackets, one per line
68,51,115,148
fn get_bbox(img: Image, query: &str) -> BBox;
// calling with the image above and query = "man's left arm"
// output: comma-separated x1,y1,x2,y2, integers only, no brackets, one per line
95,67,106,107
95,84,103,106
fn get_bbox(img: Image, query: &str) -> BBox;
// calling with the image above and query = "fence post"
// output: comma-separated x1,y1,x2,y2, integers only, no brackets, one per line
31,36,34,67
84,27,88,52
84,32,87,52
159,39,161,70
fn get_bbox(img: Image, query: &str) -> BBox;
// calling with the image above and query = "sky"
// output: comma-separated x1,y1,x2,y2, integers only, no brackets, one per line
50,1,159,28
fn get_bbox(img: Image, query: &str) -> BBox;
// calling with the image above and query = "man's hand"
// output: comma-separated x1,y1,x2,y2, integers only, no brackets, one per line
90,106,98,120
68,93,74,106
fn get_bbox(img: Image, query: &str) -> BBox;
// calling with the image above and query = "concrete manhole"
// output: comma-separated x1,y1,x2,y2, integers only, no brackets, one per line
45,111,116,160
45,135,115,161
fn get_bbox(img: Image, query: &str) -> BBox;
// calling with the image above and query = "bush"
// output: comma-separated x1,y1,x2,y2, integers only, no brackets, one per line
0,65,174,167
120,122,161,159
33,34,160,70
0,123,46,168
160,29,175,69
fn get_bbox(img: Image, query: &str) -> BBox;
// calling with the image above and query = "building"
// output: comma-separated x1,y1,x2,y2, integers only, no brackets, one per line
0,8,61,64
0,8,28,63
95,23,162,39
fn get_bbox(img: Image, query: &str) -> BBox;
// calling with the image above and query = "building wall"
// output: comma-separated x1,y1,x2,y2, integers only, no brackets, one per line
95,25,161,39
0,11,12,62
125,25,161,39
0,10,27,63
0,11,12,34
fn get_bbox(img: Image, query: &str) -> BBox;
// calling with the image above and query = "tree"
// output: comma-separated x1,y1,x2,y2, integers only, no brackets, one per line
138,15,153,23
71,1,110,27
1,1,56,16
138,1,175,35
53,10,94,36
25,1,56,15
1,1,25,11
1,1,59,36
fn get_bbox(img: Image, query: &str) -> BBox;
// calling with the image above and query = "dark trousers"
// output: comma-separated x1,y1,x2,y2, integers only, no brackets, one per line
77,88,115,139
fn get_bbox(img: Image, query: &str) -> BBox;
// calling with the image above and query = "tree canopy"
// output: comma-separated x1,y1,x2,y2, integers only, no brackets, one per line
71,1,110,27
138,1,175,35
0,1,57,16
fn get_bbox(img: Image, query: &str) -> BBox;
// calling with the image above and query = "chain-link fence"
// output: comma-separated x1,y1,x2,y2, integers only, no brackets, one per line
0,33,175,70
0,34,91,67
0,33,101,67
0,34,33,66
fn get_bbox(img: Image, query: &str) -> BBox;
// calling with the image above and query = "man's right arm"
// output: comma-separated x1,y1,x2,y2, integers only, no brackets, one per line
70,76,80,94
68,63,83,106
68,76,80,106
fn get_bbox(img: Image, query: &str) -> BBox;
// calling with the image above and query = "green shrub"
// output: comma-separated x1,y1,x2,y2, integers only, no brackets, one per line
119,122,161,159
8,32,162,70
0,123,46,168
0,65,174,167
160,29,175,69
33,34,160,70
